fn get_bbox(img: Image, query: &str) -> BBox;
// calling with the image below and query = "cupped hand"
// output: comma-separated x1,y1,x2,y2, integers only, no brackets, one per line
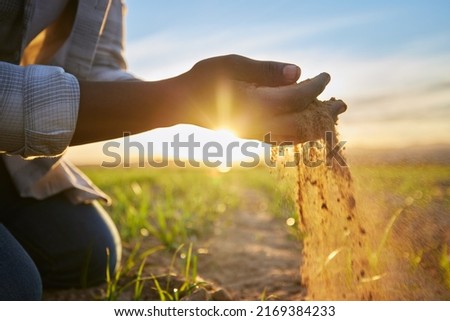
183,54,346,143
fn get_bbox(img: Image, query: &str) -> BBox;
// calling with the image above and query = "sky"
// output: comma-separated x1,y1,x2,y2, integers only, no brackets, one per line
67,0,450,165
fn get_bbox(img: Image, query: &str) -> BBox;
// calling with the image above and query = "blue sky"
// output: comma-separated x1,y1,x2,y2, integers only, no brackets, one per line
68,1,450,164
126,0,450,57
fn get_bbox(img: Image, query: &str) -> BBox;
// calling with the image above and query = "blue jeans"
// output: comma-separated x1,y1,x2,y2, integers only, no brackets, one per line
0,160,122,300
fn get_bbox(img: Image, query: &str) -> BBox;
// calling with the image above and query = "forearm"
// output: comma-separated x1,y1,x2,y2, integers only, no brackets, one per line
70,55,342,147
71,75,191,146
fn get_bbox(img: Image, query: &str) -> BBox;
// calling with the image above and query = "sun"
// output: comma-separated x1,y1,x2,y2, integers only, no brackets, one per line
215,128,238,138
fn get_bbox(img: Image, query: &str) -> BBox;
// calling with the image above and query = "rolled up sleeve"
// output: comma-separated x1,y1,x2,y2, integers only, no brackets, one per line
0,62,80,158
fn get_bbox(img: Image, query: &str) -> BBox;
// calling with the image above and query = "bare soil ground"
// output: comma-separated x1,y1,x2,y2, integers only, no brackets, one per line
196,189,304,300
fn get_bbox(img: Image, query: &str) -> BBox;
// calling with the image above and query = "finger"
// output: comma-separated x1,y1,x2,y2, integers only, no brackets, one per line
327,99,347,121
192,54,301,87
287,73,331,111
251,72,331,115
239,57,301,86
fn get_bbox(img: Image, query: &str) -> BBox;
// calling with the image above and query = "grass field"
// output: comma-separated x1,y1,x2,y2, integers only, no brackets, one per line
66,165,299,300
352,164,450,298
83,166,298,247
44,162,450,300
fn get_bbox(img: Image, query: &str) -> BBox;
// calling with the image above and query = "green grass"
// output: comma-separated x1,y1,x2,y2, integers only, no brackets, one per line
84,167,240,248
351,164,450,209
79,165,300,300
79,163,449,299
83,166,298,247
350,164,450,295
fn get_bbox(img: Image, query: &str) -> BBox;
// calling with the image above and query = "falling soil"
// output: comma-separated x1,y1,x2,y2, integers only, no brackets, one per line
294,99,450,300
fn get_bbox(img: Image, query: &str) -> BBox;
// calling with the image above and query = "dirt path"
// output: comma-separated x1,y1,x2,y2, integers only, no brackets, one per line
197,189,305,300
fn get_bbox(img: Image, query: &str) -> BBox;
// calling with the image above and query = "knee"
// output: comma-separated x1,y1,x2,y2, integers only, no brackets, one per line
39,201,122,289
70,201,123,288
5,261,43,301
0,225,42,300
84,209,122,286
0,260,42,300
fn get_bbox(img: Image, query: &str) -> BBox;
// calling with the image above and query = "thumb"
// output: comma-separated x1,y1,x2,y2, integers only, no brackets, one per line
191,54,301,87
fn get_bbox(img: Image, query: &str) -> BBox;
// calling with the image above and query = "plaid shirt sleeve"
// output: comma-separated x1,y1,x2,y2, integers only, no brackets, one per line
0,62,80,158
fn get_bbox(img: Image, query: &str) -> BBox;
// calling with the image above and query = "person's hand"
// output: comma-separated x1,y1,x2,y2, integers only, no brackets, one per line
72,54,346,147
182,54,346,143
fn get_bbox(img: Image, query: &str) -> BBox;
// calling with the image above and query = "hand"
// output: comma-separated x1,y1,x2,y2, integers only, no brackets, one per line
182,54,347,143
72,55,346,147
